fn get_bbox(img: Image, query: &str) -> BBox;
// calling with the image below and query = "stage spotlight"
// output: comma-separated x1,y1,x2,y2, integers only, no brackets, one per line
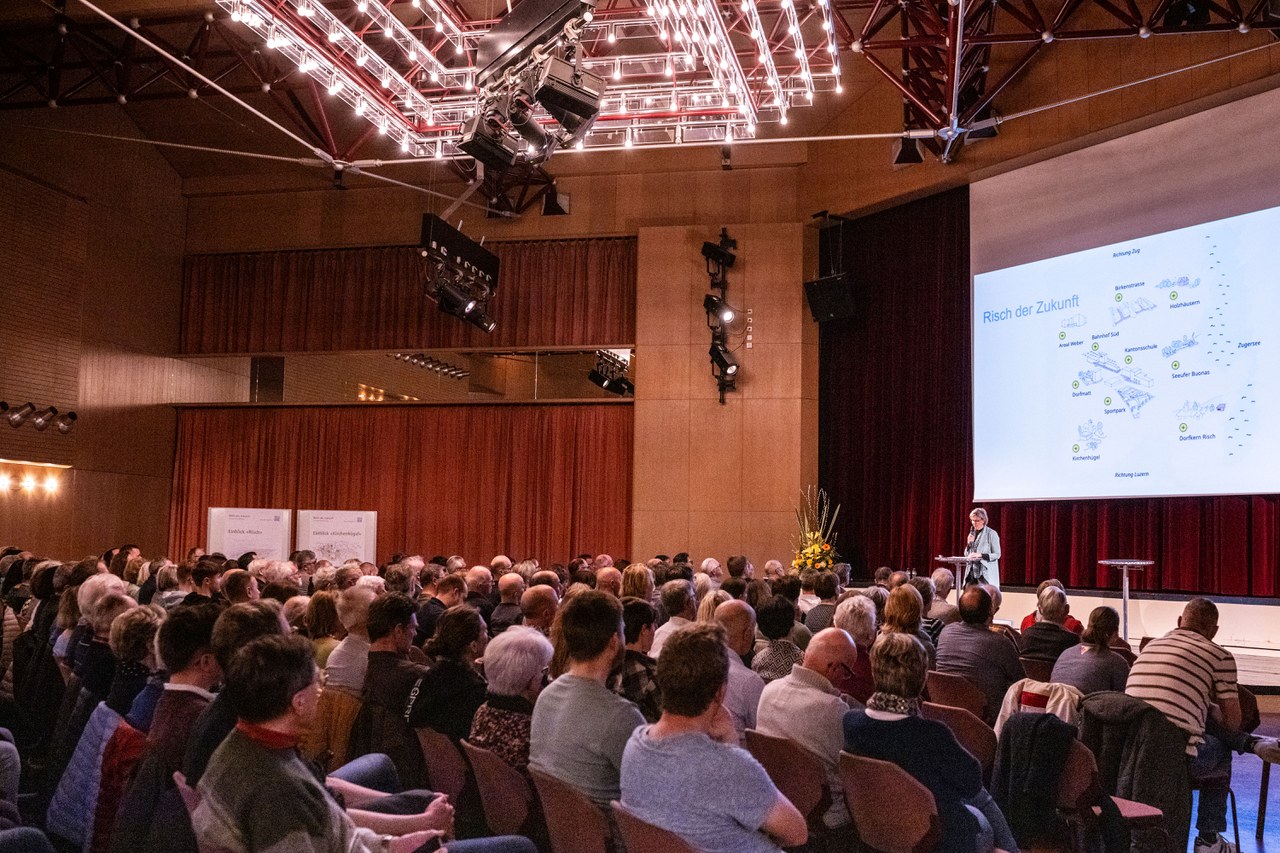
436,282,479,319
709,341,738,376
704,293,735,325
31,407,58,431
459,113,520,169
612,376,634,396
588,368,612,390
5,403,34,428
468,312,497,333
54,412,77,435
701,241,736,269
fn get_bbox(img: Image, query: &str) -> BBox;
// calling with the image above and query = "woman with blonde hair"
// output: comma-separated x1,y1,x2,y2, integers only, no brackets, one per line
621,563,654,601
695,589,732,624
881,583,936,669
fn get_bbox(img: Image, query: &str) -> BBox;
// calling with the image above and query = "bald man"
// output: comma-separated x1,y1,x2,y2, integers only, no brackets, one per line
756,628,859,832
530,570,563,597
464,565,495,622
595,566,623,598
713,599,765,740
490,572,525,635
520,585,559,635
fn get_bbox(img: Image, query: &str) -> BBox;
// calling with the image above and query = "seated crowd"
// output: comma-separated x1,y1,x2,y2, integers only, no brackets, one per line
0,544,1273,853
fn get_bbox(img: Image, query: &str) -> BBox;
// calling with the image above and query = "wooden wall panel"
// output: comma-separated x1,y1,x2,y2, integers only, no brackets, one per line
632,223,816,565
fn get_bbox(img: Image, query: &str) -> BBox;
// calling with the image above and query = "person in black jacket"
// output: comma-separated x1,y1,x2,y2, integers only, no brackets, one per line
1018,587,1080,664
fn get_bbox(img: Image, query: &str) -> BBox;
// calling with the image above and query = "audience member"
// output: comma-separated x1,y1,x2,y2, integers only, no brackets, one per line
221,569,259,604
415,606,488,741
929,568,960,625
489,573,525,635
726,555,753,580
182,562,222,607
762,560,786,582
935,586,1023,722
469,627,552,772
529,591,644,805
1050,606,1130,694
756,627,860,834
594,566,623,598
611,597,661,722
650,580,696,659
620,623,806,853
304,590,344,668
464,567,496,623
620,564,654,605
104,606,163,714
1018,580,1084,635
712,600,764,740
909,575,944,645
700,558,724,588
832,595,877,703
882,583,936,669
518,585,559,636
844,632,1018,853
751,596,804,684
888,570,910,589
720,576,748,601
1126,598,1280,852
803,572,839,632
696,589,732,624
1017,586,1080,663
873,566,893,588
416,573,465,645
324,585,377,696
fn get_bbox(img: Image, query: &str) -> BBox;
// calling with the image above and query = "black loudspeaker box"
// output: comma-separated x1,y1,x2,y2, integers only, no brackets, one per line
804,272,857,322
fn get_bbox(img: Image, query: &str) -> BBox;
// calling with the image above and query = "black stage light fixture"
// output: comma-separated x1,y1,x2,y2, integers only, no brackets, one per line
535,56,604,124
612,376,634,396
892,137,924,168
709,341,738,377
436,282,479,318
704,293,735,325
468,312,498,333
509,96,553,153
476,0,596,88
458,114,520,169
588,368,612,390
701,240,736,269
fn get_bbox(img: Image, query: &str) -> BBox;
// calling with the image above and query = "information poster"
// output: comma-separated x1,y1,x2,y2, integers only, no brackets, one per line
207,508,292,560
296,510,378,564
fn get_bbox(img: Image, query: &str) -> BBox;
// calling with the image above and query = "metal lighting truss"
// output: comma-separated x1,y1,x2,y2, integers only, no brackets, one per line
208,0,844,155
2,0,1276,169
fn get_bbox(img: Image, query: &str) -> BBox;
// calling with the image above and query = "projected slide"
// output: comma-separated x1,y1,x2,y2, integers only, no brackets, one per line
972,205,1279,501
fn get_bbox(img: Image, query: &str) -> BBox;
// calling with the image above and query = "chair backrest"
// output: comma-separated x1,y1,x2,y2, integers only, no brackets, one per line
530,768,610,853
303,686,363,770
743,728,830,828
920,702,997,784
611,801,701,853
839,752,939,853
416,727,469,801
1239,684,1261,734
925,670,988,721
460,740,533,836
1019,656,1055,683
1055,739,1102,810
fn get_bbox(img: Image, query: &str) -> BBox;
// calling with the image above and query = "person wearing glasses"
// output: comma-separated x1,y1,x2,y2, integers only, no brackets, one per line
468,626,554,773
755,628,863,839
963,508,1002,589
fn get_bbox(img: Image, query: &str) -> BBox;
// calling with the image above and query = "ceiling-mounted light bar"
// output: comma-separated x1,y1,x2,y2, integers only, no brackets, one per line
777,0,814,102
813,0,842,87
645,0,758,126
737,0,786,116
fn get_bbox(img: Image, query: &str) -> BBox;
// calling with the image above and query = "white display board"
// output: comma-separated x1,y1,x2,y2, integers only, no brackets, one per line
972,203,1280,501
207,507,293,560
296,510,378,564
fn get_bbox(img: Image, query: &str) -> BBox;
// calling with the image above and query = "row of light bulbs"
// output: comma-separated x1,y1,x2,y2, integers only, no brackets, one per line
0,472,60,494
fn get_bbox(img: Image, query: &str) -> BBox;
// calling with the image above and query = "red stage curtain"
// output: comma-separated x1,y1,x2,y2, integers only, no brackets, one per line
180,238,636,354
169,404,632,565
818,187,1280,596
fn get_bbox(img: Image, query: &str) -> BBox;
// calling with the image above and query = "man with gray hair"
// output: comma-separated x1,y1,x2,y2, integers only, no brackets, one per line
700,558,723,588
928,568,960,625
762,560,786,582
712,599,764,739
649,580,696,659
1017,586,1079,663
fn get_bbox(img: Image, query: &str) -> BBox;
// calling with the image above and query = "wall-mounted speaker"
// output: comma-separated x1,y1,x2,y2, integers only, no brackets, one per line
804,272,857,322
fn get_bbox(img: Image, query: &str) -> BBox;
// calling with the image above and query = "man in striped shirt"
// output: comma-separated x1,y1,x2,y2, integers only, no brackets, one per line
1126,598,1280,853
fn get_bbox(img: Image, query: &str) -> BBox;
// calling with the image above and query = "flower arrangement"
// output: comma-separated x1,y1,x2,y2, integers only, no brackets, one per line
791,485,842,574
